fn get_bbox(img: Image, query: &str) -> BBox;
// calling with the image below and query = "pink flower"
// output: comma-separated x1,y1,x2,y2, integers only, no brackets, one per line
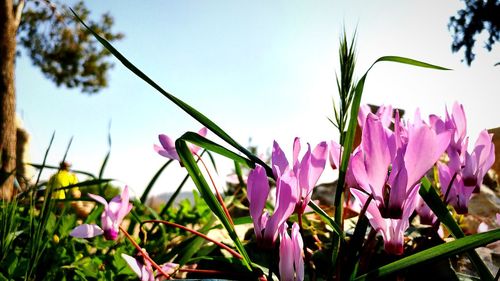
351,111,450,219
351,187,419,255
349,106,451,255
122,251,178,281
154,127,207,161
279,223,304,281
70,186,132,240
272,138,328,214
439,130,495,213
247,165,298,248
415,193,437,226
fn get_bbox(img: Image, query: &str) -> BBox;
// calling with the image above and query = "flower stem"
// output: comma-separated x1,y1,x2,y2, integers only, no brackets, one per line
443,172,458,205
119,225,170,279
143,219,242,259
194,152,234,226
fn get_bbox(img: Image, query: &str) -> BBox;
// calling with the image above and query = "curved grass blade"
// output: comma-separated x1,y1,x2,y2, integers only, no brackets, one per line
206,150,219,174
159,174,190,217
98,126,112,194
53,179,114,193
234,161,245,187
307,201,343,237
70,9,271,176
61,136,73,164
419,177,494,280
176,139,252,270
179,132,254,168
158,149,206,218
140,160,174,204
354,229,500,281
28,163,96,179
373,56,451,70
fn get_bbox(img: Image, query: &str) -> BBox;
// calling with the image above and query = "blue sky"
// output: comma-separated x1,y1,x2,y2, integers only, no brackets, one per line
16,1,500,197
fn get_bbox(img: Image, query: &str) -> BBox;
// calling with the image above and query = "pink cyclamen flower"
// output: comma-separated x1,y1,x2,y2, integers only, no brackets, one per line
351,111,450,219
154,127,207,161
351,187,419,255
358,104,394,132
415,193,437,226
272,138,328,214
122,252,178,281
439,130,495,213
279,223,304,281
247,165,298,248
70,186,132,240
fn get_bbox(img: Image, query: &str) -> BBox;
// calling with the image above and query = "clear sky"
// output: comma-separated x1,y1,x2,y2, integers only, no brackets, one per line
16,1,500,198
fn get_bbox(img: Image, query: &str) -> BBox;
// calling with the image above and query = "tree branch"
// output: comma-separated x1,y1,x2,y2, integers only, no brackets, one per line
13,0,24,31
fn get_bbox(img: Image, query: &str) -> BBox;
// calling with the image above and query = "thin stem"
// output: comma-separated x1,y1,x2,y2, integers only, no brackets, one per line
178,268,249,279
194,152,234,226
119,226,170,279
443,172,458,205
142,220,242,260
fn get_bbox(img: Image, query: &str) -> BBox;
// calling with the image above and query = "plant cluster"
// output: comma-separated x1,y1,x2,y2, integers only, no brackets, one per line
1,12,499,281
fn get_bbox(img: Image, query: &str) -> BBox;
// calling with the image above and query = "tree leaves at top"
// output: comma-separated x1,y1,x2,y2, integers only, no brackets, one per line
17,1,123,93
449,0,500,65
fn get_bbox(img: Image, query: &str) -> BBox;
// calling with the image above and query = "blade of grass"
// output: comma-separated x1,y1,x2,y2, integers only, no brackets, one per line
179,132,254,168
61,136,73,164
419,177,494,280
307,201,343,237
354,229,500,281
98,126,112,194
157,149,207,218
28,163,96,179
176,139,252,270
140,160,174,204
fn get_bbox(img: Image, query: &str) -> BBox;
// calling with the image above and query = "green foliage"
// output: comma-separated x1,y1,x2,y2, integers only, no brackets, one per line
18,1,123,93
5,8,497,280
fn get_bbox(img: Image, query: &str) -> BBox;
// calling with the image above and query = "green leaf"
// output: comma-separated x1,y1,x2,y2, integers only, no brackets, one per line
54,179,114,192
373,56,451,70
179,132,254,168
176,139,252,270
233,216,252,225
419,178,494,280
59,214,77,238
354,229,500,280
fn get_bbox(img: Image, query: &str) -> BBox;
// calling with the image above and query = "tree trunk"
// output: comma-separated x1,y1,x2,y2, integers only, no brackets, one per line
0,0,17,200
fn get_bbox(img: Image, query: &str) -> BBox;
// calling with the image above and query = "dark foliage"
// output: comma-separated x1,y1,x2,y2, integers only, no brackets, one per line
17,1,123,93
449,0,500,65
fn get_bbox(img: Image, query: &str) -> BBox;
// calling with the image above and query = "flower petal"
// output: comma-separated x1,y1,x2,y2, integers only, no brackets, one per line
88,193,108,207
70,224,104,238
291,223,304,281
362,114,391,199
329,140,342,170
404,124,450,188
157,134,179,161
279,224,294,281
293,137,301,173
247,165,270,220
263,171,297,245
272,141,289,178
121,253,145,277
